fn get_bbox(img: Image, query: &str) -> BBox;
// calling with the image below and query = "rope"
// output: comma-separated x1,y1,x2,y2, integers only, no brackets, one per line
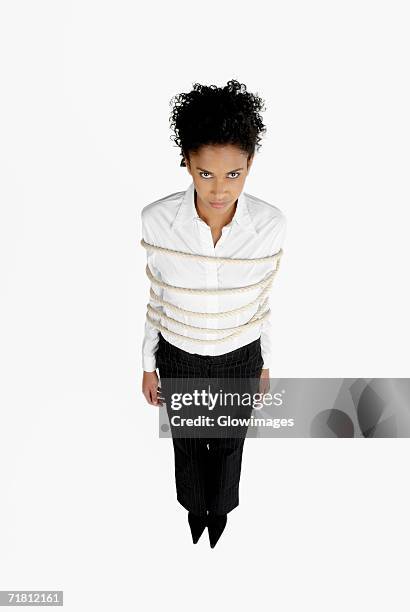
145,263,278,295
145,308,270,343
141,239,283,345
141,238,282,265
147,284,270,318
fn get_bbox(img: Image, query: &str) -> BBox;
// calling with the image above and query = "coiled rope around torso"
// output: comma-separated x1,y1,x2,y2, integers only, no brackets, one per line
140,238,283,344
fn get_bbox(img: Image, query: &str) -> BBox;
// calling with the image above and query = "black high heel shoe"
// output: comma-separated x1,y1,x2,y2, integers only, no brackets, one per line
207,512,227,548
188,511,208,544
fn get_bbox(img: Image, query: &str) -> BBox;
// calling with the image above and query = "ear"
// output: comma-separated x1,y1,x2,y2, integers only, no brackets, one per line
247,154,254,171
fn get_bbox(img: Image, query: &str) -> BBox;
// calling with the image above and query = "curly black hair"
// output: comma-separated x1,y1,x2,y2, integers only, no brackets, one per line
169,79,267,167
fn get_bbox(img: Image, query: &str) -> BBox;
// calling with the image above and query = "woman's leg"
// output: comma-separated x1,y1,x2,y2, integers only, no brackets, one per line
206,338,264,515
156,333,210,517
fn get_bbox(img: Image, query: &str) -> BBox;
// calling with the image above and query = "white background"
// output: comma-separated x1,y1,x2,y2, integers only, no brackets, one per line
1,0,409,610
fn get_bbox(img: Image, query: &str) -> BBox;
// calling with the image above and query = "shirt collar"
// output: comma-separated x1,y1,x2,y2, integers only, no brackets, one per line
171,180,258,235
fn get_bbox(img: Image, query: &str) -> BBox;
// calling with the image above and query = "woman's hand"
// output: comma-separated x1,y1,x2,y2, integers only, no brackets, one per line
259,368,270,395
142,370,164,406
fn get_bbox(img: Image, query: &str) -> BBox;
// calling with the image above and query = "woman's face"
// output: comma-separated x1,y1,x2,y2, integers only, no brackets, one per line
185,144,253,216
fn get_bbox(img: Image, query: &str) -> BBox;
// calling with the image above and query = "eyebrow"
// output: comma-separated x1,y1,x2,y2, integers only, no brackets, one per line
197,167,244,173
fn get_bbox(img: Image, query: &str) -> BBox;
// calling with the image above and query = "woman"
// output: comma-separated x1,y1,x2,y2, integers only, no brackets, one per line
141,79,287,548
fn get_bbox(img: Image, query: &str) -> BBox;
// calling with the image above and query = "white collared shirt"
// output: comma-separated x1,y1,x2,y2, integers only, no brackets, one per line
141,181,287,372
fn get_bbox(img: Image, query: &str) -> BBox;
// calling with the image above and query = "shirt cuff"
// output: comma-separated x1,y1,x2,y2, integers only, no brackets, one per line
142,354,157,372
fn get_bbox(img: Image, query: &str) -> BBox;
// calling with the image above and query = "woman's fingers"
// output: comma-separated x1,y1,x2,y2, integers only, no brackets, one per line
150,384,165,406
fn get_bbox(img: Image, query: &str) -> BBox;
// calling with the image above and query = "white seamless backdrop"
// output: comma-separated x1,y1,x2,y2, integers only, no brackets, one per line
0,1,409,612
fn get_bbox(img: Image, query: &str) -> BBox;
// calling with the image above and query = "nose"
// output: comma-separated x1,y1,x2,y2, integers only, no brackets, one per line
210,186,228,200
211,176,228,190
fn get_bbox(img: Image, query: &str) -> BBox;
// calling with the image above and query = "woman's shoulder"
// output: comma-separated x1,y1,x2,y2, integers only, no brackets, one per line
141,188,185,221
244,191,286,232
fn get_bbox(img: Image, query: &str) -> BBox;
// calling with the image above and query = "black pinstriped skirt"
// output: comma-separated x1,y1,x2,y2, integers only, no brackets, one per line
156,332,264,516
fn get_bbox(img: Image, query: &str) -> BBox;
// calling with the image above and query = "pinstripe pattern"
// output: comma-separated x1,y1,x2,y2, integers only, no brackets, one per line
157,332,263,516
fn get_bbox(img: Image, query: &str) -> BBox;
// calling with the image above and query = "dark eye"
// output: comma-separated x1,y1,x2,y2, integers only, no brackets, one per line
229,172,240,178
199,171,211,179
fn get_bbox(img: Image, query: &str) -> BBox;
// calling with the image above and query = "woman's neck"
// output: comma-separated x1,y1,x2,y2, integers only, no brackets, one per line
194,190,237,229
